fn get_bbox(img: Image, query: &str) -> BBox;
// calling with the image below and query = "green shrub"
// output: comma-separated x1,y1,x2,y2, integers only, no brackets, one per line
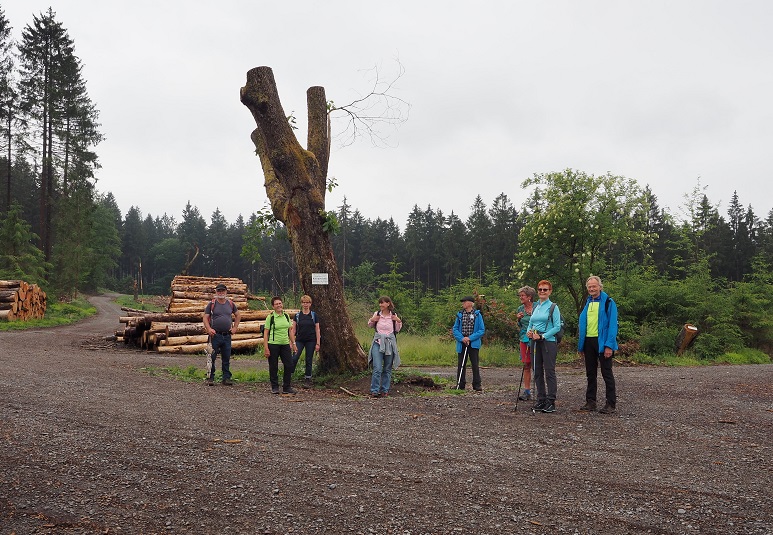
638,322,678,357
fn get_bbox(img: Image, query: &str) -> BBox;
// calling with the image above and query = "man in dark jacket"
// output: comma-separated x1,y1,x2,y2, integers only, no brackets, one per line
577,275,619,413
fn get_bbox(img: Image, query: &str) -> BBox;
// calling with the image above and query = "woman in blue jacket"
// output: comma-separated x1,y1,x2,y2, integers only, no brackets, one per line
526,280,562,413
577,275,619,414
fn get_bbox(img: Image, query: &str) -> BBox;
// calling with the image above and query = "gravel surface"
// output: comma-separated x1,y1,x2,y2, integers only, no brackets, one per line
1,294,772,534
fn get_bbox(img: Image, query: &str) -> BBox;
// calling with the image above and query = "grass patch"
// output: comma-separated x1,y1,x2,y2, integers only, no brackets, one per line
357,329,524,368
0,298,96,330
630,347,771,366
114,294,166,312
714,348,771,364
157,364,274,384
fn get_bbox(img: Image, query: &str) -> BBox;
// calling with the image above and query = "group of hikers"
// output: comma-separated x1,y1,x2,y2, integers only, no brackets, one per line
202,275,619,413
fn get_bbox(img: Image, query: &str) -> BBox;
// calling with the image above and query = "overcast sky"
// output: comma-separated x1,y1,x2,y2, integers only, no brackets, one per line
4,1,773,228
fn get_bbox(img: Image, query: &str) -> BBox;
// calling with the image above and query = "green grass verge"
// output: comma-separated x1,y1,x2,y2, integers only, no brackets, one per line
156,364,274,384
0,298,96,330
154,363,462,398
631,347,771,366
114,295,166,312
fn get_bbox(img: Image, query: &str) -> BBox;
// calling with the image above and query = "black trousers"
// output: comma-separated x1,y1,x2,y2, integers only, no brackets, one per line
267,343,293,388
583,337,616,405
456,346,481,389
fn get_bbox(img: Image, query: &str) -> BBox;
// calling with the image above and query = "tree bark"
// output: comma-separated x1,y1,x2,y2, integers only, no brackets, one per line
240,66,366,373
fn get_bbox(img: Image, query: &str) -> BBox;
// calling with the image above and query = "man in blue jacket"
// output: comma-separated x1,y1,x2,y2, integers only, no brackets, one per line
577,275,619,413
453,296,486,391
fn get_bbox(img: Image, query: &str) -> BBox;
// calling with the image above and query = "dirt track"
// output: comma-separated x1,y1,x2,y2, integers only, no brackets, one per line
1,294,772,534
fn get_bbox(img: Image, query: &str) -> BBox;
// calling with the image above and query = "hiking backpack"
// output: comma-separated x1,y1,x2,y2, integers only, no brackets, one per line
548,303,566,343
295,310,317,324
373,310,399,336
209,298,237,315
265,312,291,341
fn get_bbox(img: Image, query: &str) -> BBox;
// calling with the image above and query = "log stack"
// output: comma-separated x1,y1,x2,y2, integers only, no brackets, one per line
0,280,47,321
167,275,249,313
114,275,297,354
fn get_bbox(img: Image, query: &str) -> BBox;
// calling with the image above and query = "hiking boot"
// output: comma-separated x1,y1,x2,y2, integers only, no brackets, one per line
271,386,280,394
380,391,389,398
370,392,381,398
473,386,483,392
599,402,616,414
518,391,532,401
205,378,214,386
532,400,547,412
541,403,556,413
222,379,234,386
579,400,597,412
303,378,313,389
283,386,297,395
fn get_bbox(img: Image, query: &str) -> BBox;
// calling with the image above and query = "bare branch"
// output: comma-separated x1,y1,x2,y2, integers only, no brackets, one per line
328,58,410,148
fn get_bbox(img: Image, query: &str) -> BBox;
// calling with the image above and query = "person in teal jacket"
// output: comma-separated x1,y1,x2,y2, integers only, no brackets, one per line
453,296,486,391
526,280,562,413
577,275,619,414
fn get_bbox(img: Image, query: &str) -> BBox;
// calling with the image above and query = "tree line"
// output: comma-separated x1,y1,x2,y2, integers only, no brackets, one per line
1,9,772,359
0,8,108,296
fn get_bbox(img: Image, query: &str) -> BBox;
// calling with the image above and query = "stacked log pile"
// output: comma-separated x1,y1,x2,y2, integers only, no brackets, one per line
167,276,249,313
114,275,298,354
116,309,276,354
0,280,47,321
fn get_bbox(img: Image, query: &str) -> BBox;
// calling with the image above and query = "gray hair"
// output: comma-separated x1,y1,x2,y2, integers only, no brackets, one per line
586,275,603,289
517,286,536,300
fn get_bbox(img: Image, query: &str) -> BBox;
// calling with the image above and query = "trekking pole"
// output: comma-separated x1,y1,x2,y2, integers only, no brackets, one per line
205,335,215,379
514,365,525,411
456,345,469,389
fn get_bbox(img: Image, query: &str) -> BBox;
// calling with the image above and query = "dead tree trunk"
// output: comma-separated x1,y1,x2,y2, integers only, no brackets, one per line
240,66,366,374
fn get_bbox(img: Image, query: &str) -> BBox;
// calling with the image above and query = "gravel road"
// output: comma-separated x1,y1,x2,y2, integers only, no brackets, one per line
1,294,771,534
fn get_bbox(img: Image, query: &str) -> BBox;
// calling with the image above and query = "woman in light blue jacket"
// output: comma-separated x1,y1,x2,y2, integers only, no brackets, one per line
526,280,561,413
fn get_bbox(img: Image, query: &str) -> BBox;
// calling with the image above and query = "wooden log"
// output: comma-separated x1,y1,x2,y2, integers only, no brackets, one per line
156,338,263,354
156,342,208,353
676,324,700,355
160,333,264,346
162,320,265,337
171,291,249,301
0,290,18,302
0,309,15,321
171,276,243,284
120,306,168,315
0,280,23,288
120,312,209,323
157,307,287,319
167,302,249,312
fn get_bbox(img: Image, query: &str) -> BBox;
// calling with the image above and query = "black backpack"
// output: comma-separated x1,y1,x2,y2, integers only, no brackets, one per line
548,303,565,343
373,310,399,336
265,312,291,341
